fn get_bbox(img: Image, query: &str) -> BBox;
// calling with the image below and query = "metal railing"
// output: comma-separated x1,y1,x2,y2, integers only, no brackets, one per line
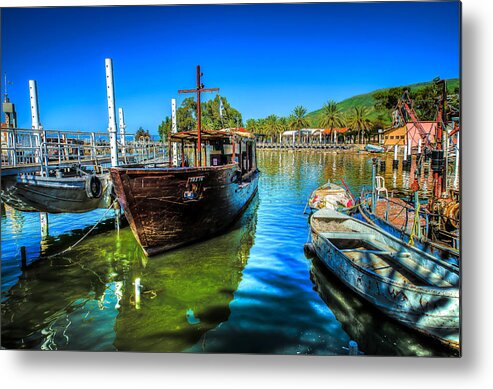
1,128,167,173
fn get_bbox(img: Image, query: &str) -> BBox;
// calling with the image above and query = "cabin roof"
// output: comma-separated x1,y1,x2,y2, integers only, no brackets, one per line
170,129,255,142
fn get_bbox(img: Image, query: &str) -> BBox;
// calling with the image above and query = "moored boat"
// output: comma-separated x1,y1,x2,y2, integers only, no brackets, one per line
307,181,353,211
309,207,460,350
110,129,259,256
356,197,459,267
0,167,110,213
364,144,385,153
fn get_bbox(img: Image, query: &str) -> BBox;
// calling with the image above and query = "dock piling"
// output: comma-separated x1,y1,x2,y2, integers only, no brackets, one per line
392,145,399,169
21,246,27,269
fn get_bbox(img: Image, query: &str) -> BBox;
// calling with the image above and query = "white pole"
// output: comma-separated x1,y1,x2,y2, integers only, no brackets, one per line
118,107,126,159
394,144,398,160
171,98,178,166
40,212,49,238
105,58,119,167
134,278,141,310
29,80,42,164
407,137,412,158
403,143,408,160
29,80,41,130
418,138,422,155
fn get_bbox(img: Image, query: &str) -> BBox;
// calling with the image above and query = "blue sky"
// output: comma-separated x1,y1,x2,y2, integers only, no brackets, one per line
1,2,460,135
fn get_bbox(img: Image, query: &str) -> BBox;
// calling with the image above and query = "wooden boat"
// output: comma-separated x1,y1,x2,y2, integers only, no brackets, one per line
309,207,460,350
110,129,259,256
0,167,110,213
356,194,459,267
307,181,353,211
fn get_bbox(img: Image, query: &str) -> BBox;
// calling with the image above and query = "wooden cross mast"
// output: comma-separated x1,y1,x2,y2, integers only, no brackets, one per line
178,65,219,166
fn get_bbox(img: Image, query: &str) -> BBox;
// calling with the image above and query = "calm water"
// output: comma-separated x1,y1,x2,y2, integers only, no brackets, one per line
1,151,454,356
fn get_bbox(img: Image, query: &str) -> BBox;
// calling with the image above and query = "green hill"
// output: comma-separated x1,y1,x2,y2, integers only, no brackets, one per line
306,78,459,127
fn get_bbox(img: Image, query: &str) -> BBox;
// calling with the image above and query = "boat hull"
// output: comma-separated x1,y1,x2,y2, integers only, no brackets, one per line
109,164,259,256
310,211,460,350
0,174,110,213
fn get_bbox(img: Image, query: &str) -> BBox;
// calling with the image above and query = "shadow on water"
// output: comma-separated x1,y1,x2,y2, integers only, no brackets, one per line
309,257,458,357
1,195,259,351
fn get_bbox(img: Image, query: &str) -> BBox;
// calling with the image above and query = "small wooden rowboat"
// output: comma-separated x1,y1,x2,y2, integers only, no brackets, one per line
308,181,353,211
309,208,460,350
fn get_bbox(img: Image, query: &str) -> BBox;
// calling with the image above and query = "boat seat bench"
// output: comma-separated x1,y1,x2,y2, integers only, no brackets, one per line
319,230,454,288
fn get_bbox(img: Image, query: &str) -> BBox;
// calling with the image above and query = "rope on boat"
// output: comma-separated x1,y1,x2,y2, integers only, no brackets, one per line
408,196,421,246
45,199,119,259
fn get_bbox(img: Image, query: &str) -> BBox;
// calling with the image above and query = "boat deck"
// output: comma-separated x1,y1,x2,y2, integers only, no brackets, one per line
313,210,455,289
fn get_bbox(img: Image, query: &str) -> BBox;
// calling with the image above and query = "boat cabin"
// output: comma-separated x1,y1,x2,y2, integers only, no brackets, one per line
169,129,257,175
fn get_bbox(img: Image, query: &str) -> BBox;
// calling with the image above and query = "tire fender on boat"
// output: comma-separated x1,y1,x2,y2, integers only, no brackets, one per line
85,175,103,199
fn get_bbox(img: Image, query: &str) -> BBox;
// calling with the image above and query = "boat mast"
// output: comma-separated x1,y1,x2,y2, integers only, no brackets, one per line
178,65,219,166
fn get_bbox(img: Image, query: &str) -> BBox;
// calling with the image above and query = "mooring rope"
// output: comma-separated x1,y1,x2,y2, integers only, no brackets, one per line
45,199,119,259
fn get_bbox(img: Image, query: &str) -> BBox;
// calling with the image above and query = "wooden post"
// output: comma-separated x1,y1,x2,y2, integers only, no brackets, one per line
181,140,185,167
114,201,121,232
21,246,27,269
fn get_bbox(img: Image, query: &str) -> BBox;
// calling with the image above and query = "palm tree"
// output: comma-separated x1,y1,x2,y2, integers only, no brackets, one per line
265,114,278,142
318,100,345,143
246,118,257,134
289,106,310,142
276,117,288,143
347,106,372,144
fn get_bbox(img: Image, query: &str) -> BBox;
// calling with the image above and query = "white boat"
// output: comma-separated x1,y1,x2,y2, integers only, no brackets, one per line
307,181,353,211
309,208,460,350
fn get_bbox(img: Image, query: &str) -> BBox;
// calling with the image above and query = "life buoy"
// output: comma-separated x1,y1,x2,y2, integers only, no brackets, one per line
85,175,102,199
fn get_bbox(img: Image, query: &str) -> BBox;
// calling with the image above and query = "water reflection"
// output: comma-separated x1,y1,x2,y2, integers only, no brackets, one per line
1,150,450,355
309,257,456,357
1,197,258,351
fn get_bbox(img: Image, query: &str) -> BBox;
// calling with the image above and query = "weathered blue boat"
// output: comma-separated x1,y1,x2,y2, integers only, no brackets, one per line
364,144,385,153
309,208,460,350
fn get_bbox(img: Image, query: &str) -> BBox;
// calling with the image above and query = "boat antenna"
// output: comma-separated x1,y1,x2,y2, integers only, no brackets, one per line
3,73,13,103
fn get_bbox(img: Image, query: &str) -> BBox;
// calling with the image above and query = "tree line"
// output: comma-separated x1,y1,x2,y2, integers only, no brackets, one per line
248,103,384,144
149,80,459,144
